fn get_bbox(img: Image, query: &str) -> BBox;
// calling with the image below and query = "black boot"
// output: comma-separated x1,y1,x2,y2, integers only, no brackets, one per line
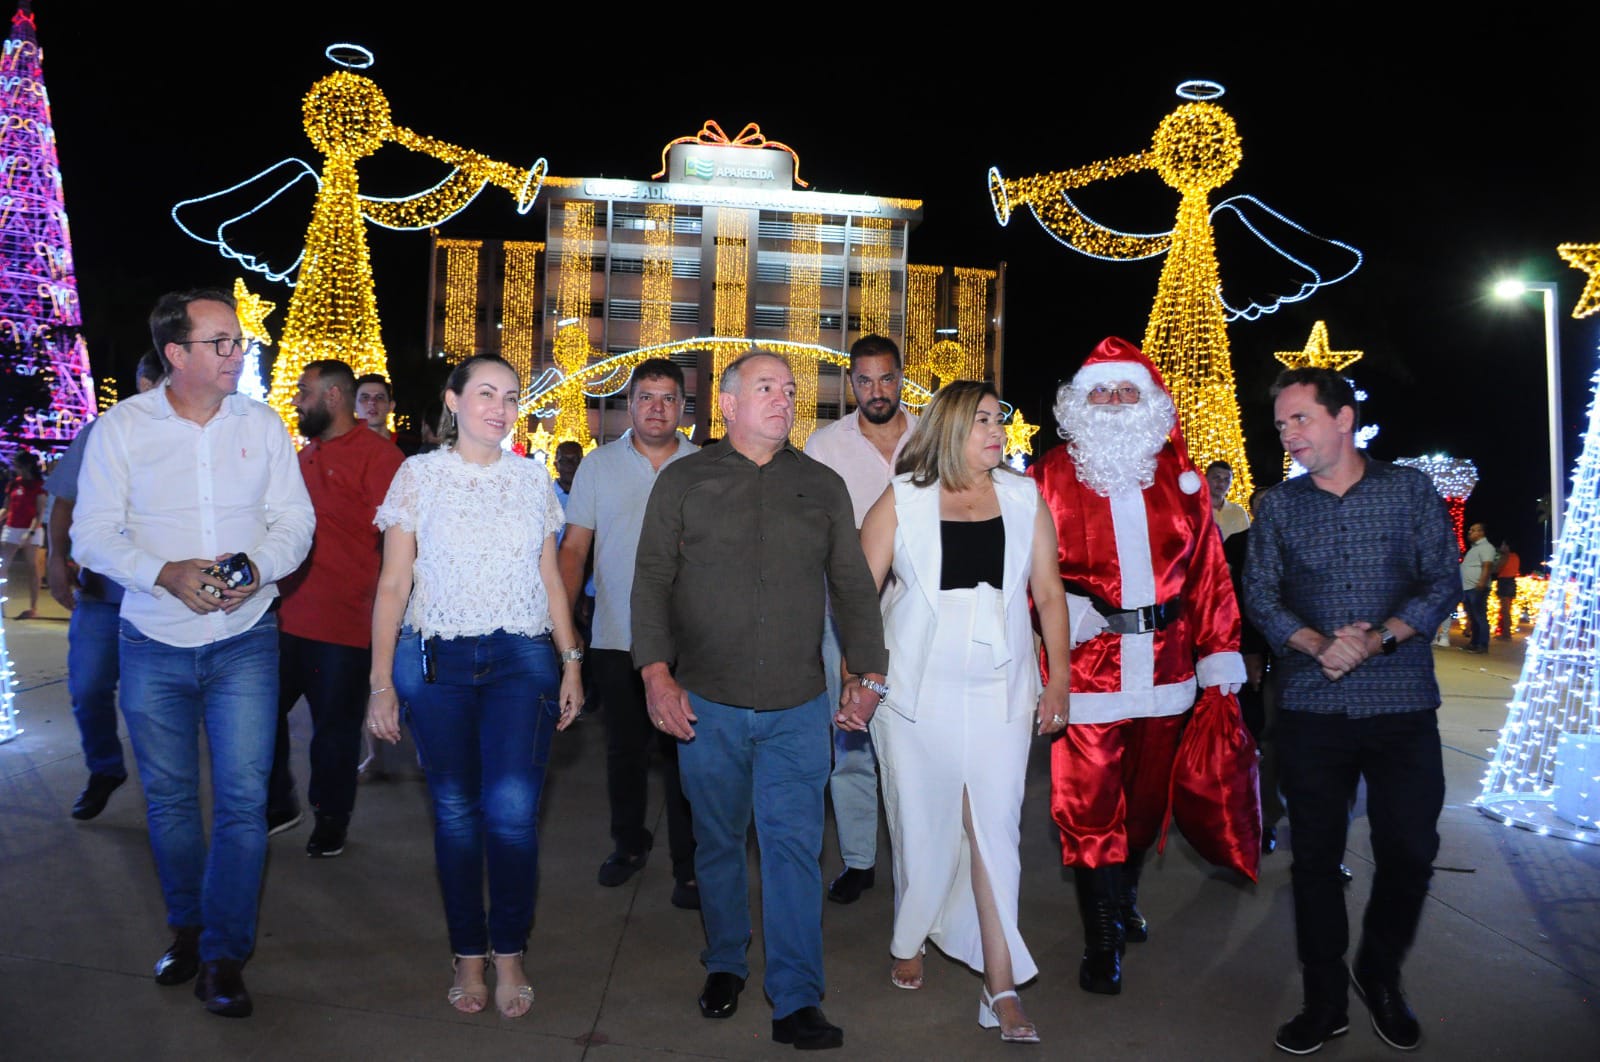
1074,865,1123,995
1120,848,1148,943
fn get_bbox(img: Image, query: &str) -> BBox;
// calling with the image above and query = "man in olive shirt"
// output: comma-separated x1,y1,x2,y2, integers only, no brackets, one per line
633,350,888,1051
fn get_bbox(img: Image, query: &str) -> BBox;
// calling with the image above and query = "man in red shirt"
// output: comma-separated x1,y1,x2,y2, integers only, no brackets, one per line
267,359,404,856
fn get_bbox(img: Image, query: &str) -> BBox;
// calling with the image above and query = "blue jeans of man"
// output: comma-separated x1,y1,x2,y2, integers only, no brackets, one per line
823,612,877,870
1461,587,1490,650
678,689,832,1020
118,611,279,963
396,630,560,956
1276,708,1444,1010
69,595,126,780
268,631,370,824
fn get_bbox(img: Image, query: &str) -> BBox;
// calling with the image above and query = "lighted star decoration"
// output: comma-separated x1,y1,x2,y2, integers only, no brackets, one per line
232,278,277,344
1005,411,1040,458
1557,242,1600,319
1275,320,1362,372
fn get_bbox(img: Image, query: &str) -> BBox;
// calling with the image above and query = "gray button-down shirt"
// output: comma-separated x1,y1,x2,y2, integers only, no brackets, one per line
631,440,887,710
1243,459,1458,717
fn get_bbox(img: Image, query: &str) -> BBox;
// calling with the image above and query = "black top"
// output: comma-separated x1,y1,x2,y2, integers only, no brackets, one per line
631,440,887,710
940,516,1004,590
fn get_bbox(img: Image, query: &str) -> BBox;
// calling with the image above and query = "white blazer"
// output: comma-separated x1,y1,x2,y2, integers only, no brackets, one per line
879,470,1043,723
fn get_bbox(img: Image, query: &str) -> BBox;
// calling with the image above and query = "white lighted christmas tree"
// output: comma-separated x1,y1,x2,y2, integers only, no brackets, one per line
0,603,18,743
1477,356,1600,843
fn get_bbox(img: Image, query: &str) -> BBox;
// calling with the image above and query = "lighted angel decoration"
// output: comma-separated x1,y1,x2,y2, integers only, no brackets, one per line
173,45,546,423
988,81,1361,504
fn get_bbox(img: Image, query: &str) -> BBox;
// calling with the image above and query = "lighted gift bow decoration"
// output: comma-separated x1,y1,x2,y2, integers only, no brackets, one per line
172,44,548,427
652,120,808,187
988,80,1362,503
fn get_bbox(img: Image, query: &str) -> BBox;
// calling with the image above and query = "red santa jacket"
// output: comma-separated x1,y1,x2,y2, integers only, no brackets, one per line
1029,443,1243,724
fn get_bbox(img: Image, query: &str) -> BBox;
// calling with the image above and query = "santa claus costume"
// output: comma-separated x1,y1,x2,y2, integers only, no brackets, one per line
1029,337,1245,995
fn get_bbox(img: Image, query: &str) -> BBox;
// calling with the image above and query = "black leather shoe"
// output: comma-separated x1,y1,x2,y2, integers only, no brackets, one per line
597,849,649,887
698,972,744,1019
772,1005,843,1050
71,772,125,821
1262,825,1278,854
1352,970,1421,1050
1273,1008,1349,1054
671,879,701,910
194,959,252,1017
153,927,201,986
825,866,874,904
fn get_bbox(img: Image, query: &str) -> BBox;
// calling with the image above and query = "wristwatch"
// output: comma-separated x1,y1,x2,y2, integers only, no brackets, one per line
559,647,585,664
859,676,890,699
1378,628,1398,655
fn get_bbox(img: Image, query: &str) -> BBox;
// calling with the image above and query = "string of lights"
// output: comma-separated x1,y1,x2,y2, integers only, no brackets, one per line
1557,242,1600,319
904,264,942,392
954,268,995,382
1211,195,1363,322
788,212,822,446
500,241,542,448
1478,358,1600,844
710,210,750,436
640,203,674,348
856,216,892,338
438,238,482,359
1395,455,1477,548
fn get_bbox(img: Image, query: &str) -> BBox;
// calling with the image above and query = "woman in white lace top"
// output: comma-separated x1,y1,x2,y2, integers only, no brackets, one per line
366,354,582,1019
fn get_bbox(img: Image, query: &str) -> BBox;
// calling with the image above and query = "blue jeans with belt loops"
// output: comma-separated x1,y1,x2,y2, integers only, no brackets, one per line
396,629,560,956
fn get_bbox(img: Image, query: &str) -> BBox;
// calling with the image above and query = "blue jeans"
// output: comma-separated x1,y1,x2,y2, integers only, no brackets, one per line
268,631,370,823
678,689,832,1019
823,612,878,869
69,595,126,779
396,630,560,956
1461,587,1490,649
118,611,279,962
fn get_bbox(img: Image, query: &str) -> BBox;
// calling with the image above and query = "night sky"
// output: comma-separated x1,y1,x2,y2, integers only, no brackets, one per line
34,5,1595,559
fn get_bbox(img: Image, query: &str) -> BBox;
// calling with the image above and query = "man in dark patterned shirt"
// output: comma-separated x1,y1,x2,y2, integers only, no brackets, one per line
1243,368,1458,1056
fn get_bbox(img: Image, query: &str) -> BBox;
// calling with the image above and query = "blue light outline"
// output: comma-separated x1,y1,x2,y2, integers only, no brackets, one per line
171,158,321,286
1210,194,1363,321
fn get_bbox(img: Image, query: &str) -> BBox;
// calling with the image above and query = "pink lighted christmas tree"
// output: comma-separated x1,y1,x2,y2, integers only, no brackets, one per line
0,1,94,458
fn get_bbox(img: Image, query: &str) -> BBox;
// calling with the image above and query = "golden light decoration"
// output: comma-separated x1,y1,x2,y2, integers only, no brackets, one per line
1557,242,1600,319
640,203,675,348
557,201,594,326
96,376,118,412
652,120,809,187
232,278,276,345
856,216,893,338
710,209,750,435
500,241,542,447
954,267,995,381
1005,411,1040,458
925,340,968,382
788,211,822,446
904,264,943,392
1275,320,1363,372
546,324,598,449
255,69,544,427
989,99,1254,506
438,238,482,359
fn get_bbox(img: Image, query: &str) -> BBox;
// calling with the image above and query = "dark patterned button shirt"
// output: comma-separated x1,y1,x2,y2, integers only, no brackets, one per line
1243,459,1459,717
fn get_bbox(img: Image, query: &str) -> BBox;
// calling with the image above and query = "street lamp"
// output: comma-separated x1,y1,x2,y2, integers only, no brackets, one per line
1493,279,1564,545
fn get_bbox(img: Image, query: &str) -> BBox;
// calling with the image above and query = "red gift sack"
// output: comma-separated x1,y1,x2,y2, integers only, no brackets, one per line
1160,686,1261,882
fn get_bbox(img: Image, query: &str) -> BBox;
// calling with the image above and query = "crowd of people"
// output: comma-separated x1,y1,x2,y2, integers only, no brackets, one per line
19,287,1473,1054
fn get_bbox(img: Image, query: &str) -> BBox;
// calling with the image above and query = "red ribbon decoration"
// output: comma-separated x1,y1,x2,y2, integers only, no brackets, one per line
653,120,808,187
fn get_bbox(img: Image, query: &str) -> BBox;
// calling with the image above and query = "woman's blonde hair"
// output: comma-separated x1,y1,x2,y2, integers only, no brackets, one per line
896,380,1002,491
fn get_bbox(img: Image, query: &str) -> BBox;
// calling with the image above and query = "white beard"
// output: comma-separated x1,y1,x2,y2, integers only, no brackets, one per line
1057,388,1176,497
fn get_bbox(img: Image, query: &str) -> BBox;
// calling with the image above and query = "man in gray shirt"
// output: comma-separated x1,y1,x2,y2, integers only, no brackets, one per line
633,349,887,1051
558,358,699,908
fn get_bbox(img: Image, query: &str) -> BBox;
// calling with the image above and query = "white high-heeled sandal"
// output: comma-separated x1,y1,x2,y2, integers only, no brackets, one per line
489,950,535,1018
447,954,488,1014
979,986,1040,1043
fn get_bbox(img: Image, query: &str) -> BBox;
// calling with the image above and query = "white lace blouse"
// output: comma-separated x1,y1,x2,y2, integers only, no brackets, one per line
375,448,566,640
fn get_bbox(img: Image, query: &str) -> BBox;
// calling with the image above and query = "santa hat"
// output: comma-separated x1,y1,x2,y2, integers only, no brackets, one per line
1070,337,1204,495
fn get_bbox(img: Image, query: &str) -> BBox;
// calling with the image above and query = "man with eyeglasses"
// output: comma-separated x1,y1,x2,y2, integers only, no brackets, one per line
1029,337,1245,998
73,289,314,1018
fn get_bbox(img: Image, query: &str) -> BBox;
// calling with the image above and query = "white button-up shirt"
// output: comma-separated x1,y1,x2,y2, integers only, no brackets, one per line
803,408,916,527
73,383,314,648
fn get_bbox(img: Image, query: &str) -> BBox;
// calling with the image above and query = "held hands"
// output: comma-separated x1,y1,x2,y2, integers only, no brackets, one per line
1036,682,1069,737
836,674,884,731
642,663,697,741
156,555,258,615
1316,621,1373,681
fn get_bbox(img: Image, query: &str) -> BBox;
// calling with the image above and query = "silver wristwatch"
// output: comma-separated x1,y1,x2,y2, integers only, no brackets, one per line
859,677,889,698
559,647,585,664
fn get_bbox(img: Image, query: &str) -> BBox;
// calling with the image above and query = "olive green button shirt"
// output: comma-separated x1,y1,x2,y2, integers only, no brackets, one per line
631,439,888,711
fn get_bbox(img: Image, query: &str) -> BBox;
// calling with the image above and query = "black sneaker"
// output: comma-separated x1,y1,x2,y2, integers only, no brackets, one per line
1352,969,1421,1050
1274,1008,1349,1055
266,807,303,836
306,815,347,857
597,849,648,887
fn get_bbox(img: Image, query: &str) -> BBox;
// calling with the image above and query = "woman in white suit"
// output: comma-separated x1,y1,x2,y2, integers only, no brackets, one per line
853,381,1072,1043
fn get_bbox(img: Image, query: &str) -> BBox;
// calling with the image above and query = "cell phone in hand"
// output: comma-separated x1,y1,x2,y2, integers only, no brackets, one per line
200,553,255,599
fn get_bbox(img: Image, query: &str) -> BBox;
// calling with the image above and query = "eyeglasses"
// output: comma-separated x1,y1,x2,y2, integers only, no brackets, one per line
179,336,250,357
1087,385,1140,404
